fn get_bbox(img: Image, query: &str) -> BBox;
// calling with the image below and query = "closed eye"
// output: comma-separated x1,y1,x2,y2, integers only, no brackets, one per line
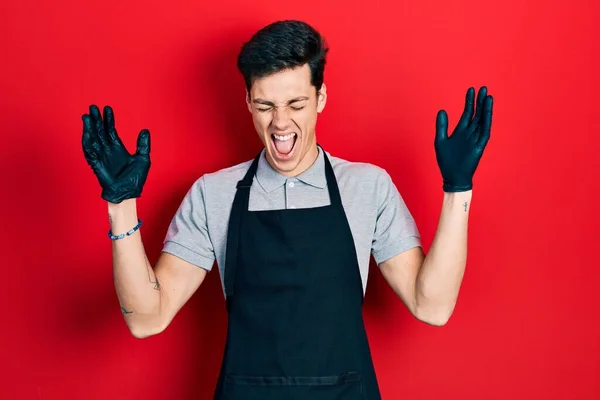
256,106,305,112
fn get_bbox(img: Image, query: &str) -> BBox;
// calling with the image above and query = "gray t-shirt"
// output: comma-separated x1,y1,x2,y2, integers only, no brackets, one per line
162,147,421,296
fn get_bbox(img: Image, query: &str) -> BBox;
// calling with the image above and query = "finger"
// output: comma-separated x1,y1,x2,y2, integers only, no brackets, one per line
103,105,120,144
471,86,488,127
89,104,108,145
477,95,494,148
456,87,475,130
435,110,448,144
136,129,151,156
82,114,99,163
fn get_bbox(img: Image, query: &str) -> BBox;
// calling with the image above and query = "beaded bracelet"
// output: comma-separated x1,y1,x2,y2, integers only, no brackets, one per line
108,219,143,240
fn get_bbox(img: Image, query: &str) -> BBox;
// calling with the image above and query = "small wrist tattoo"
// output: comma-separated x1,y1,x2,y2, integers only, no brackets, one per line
463,202,468,212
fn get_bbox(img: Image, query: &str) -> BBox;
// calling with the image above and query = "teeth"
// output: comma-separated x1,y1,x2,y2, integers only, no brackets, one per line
273,133,296,141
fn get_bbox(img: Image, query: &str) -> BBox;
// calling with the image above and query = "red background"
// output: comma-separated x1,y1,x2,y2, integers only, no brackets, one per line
1,0,598,399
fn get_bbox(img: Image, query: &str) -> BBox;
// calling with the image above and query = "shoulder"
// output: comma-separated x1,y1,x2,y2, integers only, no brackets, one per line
328,152,392,186
190,158,253,191
327,152,400,211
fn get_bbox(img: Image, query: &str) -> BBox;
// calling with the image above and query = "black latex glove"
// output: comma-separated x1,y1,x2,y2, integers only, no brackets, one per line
81,105,151,204
434,86,494,192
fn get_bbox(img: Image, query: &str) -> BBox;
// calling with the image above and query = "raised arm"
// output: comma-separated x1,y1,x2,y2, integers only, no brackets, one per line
108,199,207,338
82,104,208,338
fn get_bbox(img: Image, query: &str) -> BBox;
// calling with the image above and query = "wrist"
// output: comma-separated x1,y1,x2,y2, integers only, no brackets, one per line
107,199,139,236
443,189,472,197
107,198,137,213
443,190,472,211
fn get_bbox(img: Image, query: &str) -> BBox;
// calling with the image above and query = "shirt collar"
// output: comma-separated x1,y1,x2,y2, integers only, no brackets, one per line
256,146,327,193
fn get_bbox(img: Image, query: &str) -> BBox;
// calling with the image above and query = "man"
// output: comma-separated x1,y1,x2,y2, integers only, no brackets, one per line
82,20,493,400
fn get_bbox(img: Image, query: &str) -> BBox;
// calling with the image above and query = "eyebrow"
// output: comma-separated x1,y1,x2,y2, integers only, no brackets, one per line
252,96,309,106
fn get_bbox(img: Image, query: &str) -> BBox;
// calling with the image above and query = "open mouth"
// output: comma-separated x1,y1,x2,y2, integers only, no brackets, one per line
271,132,298,160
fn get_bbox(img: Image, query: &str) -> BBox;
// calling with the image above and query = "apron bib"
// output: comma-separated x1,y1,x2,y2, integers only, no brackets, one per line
214,146,382,399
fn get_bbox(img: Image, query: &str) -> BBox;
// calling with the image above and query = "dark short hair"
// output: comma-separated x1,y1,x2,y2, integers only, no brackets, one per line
237,20,329,95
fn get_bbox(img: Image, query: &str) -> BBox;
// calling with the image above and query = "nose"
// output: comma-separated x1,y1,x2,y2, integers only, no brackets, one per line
271,107,291,131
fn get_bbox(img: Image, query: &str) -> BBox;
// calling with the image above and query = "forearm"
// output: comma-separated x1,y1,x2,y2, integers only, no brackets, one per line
108,199,162,338
416,190,472,324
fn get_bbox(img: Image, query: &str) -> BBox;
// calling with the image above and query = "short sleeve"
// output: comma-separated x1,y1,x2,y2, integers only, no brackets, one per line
161,176,215,271
371,169,422,265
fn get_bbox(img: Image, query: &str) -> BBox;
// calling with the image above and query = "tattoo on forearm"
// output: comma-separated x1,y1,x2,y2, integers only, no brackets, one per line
121,306,133,315
464,201,468,212
145,254,160,290
108,213,113,226
148,265,160,290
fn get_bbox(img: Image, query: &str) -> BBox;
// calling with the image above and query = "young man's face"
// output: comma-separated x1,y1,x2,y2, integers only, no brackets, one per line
246,63,327,177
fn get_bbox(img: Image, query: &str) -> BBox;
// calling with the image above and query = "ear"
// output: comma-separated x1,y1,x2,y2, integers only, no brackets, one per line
246,90,252,113
317,83,327,113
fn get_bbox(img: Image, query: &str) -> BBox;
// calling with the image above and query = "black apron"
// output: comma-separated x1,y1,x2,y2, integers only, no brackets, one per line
214,146,382,399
